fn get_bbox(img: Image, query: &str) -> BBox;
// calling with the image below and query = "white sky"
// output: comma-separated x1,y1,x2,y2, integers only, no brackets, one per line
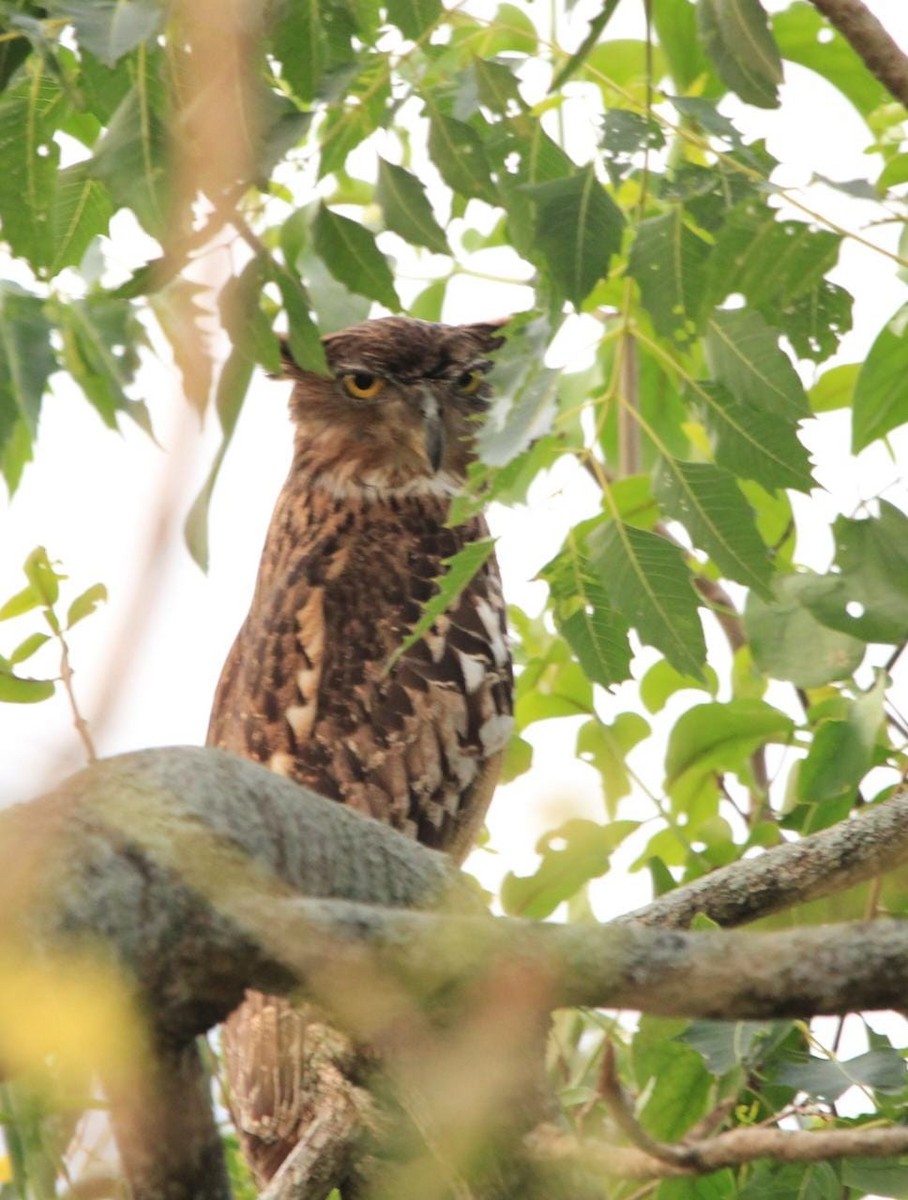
1,0,907,927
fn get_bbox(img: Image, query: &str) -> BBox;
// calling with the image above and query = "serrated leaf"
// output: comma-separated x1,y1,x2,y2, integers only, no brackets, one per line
376,159,448,254
57,293,147,430
664,699,794,808
698,381,813,493
9,632,50,666
0,285,55,462
0,668,55,703
149,278,214,411
312,203,400,310
588,521,706,679
426,109,496,203
66,583,108,629
540,524,632,689
478,315,559,467
273,267,327,374
799,502,908,643
628,209,709,342
0,66,65,269
49,162,114,273
705,308,807,419
653,459,773,597
576,714,649,816
44,0,164,66
852,303,908,452
600,108,665,184
522,165,625,307
745,574,865,687
390,538,498,663
501,818,636,918
697,0,782,108
90,77,167,235
472,57,522,113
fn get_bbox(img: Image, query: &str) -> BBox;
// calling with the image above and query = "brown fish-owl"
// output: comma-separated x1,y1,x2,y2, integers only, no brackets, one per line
207,316,514,1186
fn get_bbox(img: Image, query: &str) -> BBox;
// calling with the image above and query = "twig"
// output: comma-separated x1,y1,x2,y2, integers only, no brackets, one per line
54,626,97,764
597,1042,690,1166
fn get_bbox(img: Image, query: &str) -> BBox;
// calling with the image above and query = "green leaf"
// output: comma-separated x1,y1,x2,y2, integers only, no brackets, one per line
184,347,255,570
56,293,148,430
633,1017,712,1139
45,0,164,65
664,699,794,809
0,285,55,464
0,585,41,622
852,303,908,452
499,733,532,784
588,521,706,680
478,315,559,467
809,362,858,414
149,278,214,411
681,1020,784,1075
0,65,65,269
640,659,717,714
771,1049,906,1103
705,308,808,419
521,165,625,307
843,1158,908,1200
540,522,632,689
90,76,168,235
653,459,773,597
66,583,108,629
312,203,400,310
601,109,666,185
376,159,448,254
386,0,439,39
576,714,650,817
390,538,498,663
23,546,62,606
628,209,709,342
0,666,55,703
426,109,496,203
9,631,50,666
745,574,865,687
800,502,908,644
49,162,114,273
472,57,522,114
273,267,327,374
698,382,813,493
697,0,782,108
500,818,636,919
551,0,621,89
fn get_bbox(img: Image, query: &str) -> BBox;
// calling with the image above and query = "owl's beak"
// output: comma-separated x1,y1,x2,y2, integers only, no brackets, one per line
420,388,445,473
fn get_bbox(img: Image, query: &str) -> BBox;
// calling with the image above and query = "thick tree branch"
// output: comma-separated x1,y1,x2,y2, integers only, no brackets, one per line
809,0,908,108
615,786,908,928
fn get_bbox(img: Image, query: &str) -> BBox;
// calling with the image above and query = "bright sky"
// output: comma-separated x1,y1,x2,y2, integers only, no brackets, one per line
1,0,907,930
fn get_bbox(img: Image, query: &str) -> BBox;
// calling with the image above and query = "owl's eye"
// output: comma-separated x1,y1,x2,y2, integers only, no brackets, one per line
340,371,384,399
456,368,484,395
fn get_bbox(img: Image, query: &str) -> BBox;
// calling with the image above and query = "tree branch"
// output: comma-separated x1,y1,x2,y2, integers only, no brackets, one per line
809,0,908,108
615,785,908,928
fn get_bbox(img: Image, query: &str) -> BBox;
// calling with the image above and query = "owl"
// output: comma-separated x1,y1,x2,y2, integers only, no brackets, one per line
207,315,514,1187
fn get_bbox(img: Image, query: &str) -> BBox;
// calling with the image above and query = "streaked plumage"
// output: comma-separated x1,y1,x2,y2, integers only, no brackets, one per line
207,316,514,1186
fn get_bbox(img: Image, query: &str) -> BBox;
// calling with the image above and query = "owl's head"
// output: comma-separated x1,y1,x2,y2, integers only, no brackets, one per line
281,316,507,498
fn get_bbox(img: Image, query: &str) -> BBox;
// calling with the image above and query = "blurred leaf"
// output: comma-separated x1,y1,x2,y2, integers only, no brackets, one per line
0,585,40,622
268,0,358,103
640,659,718,714
681,1020,787,1075
771,1049,907,1102
0,65,64,269
472,57,522,114
551,0,620,89
653,459,773,597
8,632,49,666
478,315,560,466
0,665,54,703
501,818,636,918
698,382,813,493
589,521,706,679
628,209,709,342
376,159,448,254
745,574,865,687
386,0,439,39
66,583,108,629
391,538,497,662
312,203,400,310
651,0,716,93
705,308,808,419
57,293,149,431
697,0,782,108
499,732,532,783
664,699,794,808
809,362,858,414
634,1017,711,1139
576,713,649,816
273,266,327,374
90,75,168,235
741,1161,840,1200
842,1158,908,1199
522,165,625,307
44,0,164,65
49,162,114,273
0,285,54,467
852,303,908,452
600,109,665,184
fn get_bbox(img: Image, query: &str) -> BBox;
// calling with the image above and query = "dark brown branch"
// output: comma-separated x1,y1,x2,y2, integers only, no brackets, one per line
616,785,908,929
809,0,908,108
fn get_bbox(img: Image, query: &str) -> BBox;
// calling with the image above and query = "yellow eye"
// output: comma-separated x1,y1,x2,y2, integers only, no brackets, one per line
340,370,384,399
457,368,484,395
